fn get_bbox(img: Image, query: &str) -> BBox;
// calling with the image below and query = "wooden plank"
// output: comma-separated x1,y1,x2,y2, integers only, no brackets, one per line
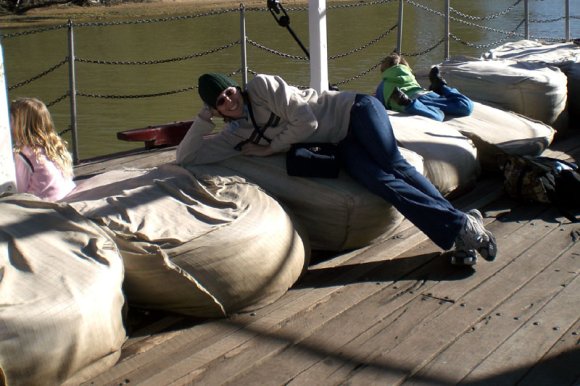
89,186,503,384
163,200,538,385
461,245,580,384
299,205,572,385
518,318,580,386
403,229,580,385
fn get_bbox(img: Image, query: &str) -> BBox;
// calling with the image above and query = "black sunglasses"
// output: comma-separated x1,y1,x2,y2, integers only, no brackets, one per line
216,88,235,107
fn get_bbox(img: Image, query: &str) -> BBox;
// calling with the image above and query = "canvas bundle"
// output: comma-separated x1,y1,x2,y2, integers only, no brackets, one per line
500,154,580,222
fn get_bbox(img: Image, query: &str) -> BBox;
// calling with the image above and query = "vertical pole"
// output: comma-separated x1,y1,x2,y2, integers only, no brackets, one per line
0,44,16,194
309,0,329,92
67,19,79,165
444,0,450,60
524,0,529,39
396,0,403,53
565,0,570,41
239,3,248,87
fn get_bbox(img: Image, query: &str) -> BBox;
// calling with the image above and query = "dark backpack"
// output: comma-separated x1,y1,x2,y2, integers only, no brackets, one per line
500,154,580,222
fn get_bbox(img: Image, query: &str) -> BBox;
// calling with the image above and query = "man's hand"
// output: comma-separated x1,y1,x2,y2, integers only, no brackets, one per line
241,143,276,157
198,104,214,122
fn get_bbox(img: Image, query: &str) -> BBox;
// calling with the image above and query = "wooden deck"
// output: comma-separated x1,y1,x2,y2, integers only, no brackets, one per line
78,131,580,386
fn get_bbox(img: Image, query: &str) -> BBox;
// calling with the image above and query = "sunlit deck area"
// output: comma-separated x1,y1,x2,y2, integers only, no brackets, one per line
78,131,580,386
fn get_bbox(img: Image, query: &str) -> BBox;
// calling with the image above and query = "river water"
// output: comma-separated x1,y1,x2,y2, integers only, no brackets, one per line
1,0,579,160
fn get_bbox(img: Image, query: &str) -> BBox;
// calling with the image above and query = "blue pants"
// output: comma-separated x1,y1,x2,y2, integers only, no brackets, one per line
375,82,473,122
407,86,473,121
338,94,465,250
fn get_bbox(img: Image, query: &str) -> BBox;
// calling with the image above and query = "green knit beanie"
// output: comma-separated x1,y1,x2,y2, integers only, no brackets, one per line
198,73,239,108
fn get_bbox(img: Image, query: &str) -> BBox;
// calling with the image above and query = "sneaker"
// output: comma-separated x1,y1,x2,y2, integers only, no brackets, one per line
390,87,412,107
428,66,447,94
455,209,497,261
450,249,477,266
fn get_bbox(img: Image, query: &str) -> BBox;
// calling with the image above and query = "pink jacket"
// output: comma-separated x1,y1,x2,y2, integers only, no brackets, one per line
14,146,75,201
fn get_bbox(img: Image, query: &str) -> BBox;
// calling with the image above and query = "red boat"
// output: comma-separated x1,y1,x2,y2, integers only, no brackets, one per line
117,120,193,149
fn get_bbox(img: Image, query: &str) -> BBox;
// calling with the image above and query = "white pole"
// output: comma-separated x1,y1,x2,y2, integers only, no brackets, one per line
309,0,329,92
0,44,16,194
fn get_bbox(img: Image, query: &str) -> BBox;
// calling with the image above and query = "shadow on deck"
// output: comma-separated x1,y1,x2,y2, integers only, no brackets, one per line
78,130,580,386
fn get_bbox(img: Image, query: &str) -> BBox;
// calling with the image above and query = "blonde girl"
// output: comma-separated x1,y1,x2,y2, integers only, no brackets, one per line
10,97,75,200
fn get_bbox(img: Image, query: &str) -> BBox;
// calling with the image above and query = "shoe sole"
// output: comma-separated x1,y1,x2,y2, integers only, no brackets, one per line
451,254,477,266
467,209,497,262
479,230,497,261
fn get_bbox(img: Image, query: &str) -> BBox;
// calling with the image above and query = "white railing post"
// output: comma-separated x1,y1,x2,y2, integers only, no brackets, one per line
309,0,328,93
0,44,16,194
240,3,248,87
67,19,79,164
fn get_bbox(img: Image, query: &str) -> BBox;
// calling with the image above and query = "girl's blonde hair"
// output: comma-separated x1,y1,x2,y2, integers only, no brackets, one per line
10,97,73,177
380,52,410,73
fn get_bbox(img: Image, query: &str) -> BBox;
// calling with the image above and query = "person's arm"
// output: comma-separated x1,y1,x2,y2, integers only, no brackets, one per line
176,106,247,165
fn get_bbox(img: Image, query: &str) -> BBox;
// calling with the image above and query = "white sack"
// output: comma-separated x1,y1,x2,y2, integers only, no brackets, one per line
205,148,425,251
438,57,568,130
0,194,126,386
64,164,309,317
482,39,580,126
389,112,480,196
443,102,556,170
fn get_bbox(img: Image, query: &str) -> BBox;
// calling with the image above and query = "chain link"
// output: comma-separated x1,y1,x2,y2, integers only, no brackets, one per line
0,23,67,39
77,86,196,99
246,38,308,61
8,58,68,90
329,24,397,60
450,0,522,21
334,60,383,87
46,93,69,107
76,41,239,65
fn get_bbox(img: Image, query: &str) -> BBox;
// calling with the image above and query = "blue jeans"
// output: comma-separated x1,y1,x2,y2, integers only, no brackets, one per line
407,86,473,121
338,94,465,250
375,82,473,122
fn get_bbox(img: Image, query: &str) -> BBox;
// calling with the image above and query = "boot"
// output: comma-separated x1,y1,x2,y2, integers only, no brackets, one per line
429,66,447,94
390,87,412,107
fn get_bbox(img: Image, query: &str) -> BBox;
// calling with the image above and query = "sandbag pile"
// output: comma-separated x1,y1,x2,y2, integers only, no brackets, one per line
209,147,425,251
438,56,569,130
388,112,480,197
0,194,126,386
64,164,309,317
444,102,556,170
481,39,580,129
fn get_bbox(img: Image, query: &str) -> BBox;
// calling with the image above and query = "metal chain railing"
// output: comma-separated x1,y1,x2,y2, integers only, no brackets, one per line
246,38,308,61
450,0,522,21
7,58,68,90
329,24,397,60
3,0,578,161
75,41,240,65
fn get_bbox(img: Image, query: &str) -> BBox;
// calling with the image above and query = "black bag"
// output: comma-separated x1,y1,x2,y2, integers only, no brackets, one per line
286,143,340,178
500,154,580,222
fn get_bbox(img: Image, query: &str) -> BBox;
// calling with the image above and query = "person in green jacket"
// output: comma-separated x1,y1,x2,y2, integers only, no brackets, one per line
375,52,474,121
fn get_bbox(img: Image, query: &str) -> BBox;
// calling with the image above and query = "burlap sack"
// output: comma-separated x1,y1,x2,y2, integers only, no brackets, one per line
204,147,425,251
438,57,568,130
64,164,309,317
483,39,580,130
389,112,480,197
0,194,126,386
443,102,556,171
